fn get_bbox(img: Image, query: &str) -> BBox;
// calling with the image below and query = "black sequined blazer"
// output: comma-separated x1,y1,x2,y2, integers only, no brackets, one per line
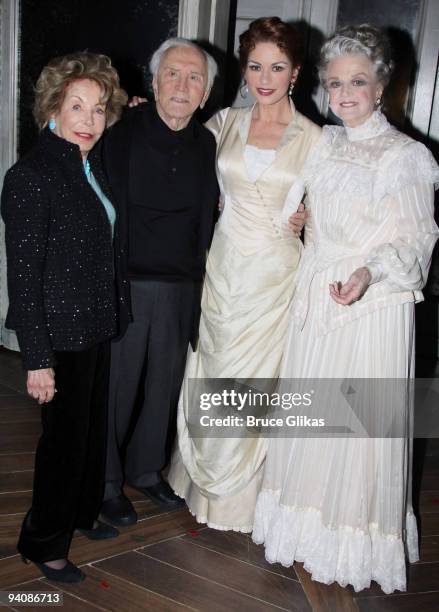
1,128,130,370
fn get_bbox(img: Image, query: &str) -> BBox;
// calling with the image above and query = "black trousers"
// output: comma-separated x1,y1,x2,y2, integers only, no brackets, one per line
17,341,110,563
104,279,194,500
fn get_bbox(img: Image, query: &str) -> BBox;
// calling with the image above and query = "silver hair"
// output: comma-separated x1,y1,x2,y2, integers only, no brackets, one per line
149,37,218,91
319,24,394,88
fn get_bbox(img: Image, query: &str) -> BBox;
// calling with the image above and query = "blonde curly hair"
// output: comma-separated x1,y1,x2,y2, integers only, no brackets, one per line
33,51,127,129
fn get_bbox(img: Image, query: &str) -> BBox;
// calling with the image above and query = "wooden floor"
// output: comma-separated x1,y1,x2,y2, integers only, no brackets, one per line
0,347,438,611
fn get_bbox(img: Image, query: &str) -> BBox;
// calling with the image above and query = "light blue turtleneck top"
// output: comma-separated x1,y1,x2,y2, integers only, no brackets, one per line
83,159,116,237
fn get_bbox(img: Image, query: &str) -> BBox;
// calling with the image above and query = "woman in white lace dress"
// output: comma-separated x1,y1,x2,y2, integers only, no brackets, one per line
168,17,321,530
252,25,439,594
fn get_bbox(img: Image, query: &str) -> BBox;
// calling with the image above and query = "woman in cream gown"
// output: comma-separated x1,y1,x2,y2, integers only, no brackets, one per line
168,17,321,531
252,25,439,594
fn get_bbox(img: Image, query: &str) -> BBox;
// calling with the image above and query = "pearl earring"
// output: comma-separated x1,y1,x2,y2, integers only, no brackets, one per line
288,81,295,96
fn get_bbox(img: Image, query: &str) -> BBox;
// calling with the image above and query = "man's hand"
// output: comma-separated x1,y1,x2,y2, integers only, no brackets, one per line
128,96,147,108
287,202,307,237
329,267,372,305
27,368,56,404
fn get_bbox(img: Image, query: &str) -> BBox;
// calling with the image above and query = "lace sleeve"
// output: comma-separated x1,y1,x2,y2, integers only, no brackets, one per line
301,126,335,187
304,198,314,248
365,180,439,289
301,128,334,248
390,141,439,192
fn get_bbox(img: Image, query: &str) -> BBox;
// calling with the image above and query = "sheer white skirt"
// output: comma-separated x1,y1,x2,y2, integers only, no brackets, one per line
252,301,419,594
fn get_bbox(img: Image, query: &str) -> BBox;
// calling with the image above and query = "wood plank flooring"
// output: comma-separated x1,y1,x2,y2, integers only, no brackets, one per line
0,346,438,611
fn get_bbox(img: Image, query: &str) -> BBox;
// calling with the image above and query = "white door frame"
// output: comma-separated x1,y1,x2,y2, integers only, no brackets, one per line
307,0,339,115
0,0,19,350
178,0,231,52
411,0,439,136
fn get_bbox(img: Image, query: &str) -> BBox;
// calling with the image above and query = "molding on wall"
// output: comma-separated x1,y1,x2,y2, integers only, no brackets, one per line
410,0,439,135
178,0,230,50
178,0,200,39
0,0,18,181
209,0,231,52
308,0,339,116
0,0,19,350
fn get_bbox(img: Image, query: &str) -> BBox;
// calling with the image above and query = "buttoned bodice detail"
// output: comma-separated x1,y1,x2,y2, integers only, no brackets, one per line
207,105,321,256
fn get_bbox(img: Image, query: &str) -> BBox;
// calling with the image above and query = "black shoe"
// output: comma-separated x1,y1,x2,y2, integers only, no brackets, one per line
21,556,85,583
132,481,185,509
100,494,137,527
78,520,119,540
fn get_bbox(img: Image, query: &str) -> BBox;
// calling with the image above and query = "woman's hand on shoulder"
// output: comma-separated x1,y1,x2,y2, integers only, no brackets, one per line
128,96,147,108
27,368,56,404
329,267,372,305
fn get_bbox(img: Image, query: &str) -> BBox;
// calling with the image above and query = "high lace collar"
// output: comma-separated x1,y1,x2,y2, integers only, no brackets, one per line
344,110,389,142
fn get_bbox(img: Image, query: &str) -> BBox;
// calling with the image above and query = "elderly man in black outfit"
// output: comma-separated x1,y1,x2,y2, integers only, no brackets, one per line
100,38,219,525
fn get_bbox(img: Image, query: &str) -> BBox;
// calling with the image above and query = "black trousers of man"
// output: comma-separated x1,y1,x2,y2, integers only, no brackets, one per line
104,279,194,500
17,342,110,562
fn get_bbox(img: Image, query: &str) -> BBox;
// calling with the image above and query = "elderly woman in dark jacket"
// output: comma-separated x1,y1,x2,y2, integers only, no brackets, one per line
1,52,129,583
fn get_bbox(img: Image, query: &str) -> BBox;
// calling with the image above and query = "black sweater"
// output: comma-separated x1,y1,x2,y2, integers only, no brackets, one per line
101,104,219,346
1,128,129,370
127,104,206,281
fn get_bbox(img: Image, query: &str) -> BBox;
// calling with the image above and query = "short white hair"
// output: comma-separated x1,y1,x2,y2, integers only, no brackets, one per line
149,37,218,91
319,25,394,88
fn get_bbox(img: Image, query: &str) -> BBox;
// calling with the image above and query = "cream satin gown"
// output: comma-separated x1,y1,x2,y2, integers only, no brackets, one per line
168,104,321,531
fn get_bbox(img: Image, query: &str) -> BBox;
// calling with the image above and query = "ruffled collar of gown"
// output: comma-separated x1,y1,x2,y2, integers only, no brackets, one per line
238,98,303,151
344,110,390,142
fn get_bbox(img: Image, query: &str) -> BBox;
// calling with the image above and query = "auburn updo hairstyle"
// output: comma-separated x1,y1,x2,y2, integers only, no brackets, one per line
238,16,303,72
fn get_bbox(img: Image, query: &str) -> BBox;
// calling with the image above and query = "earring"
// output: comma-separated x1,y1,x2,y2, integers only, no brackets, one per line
49,119,56,130
288,81,295,96
240,80,248,99
375,96,382,109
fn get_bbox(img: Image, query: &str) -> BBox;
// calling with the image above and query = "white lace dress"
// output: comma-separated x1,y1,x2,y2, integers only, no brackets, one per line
252,111,439,594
